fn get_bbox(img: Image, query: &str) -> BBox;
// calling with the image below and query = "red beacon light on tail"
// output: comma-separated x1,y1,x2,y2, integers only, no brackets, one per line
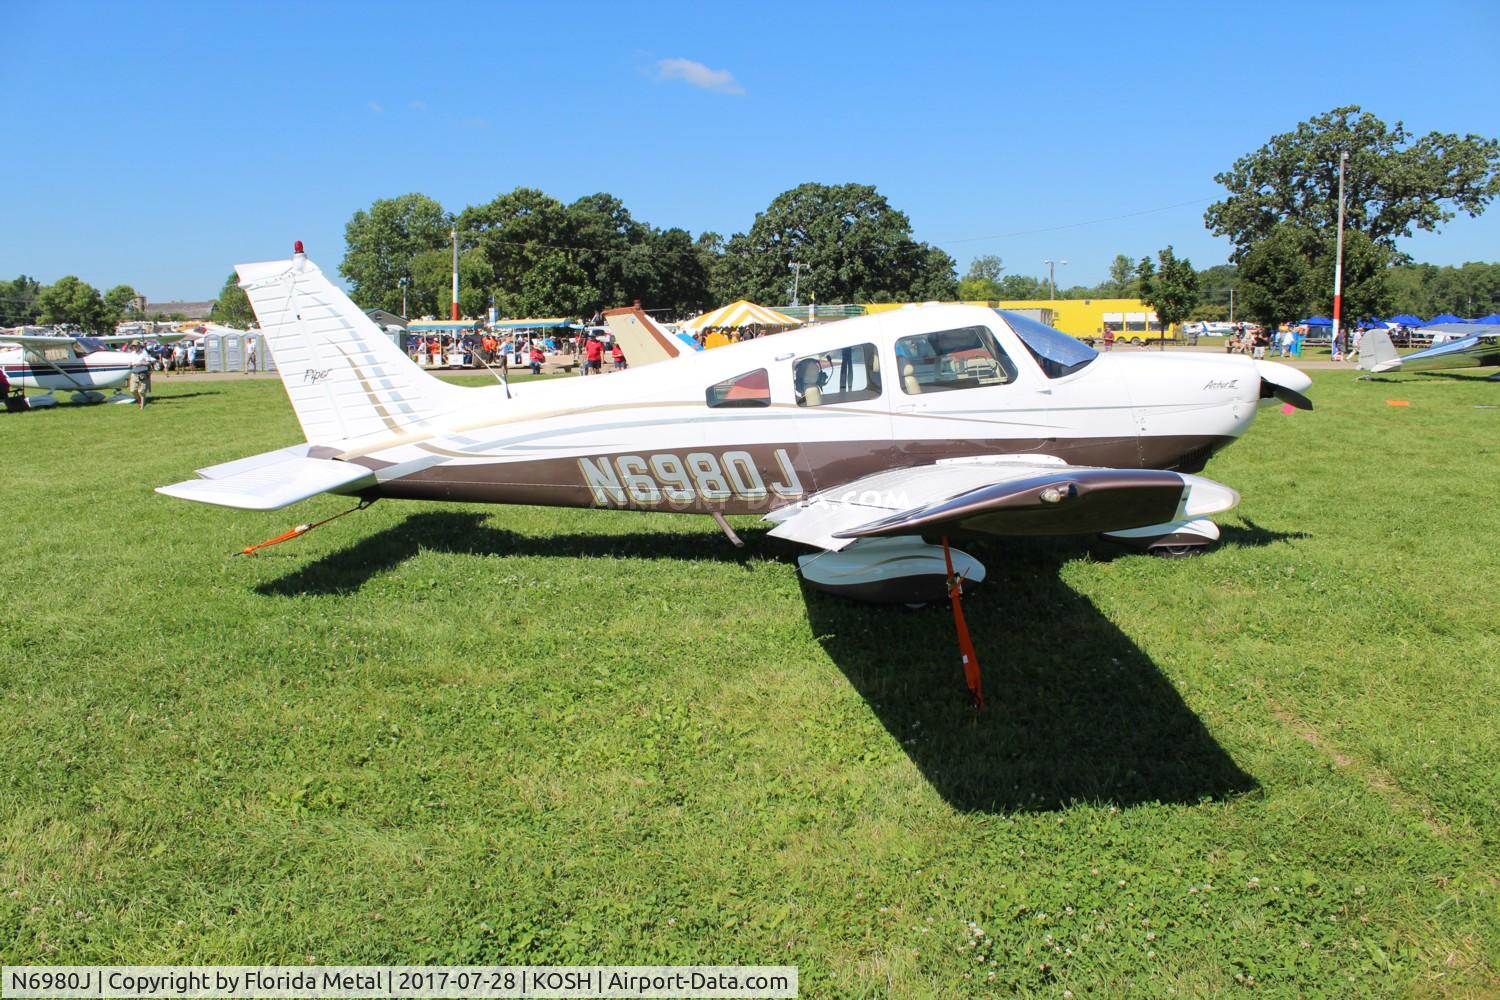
293,240,305,254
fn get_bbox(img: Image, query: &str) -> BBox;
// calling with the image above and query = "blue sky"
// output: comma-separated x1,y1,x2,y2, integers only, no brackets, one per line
4,0,1498,301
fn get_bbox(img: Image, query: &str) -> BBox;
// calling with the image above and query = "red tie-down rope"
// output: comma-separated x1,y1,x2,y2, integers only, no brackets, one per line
942,535,984,709
233,499,375,556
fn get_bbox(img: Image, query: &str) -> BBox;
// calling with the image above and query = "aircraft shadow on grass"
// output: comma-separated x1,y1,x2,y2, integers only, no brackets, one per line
1358,370,1500,383
801,531,1277,814
150,390,225,402
259,511,1303,813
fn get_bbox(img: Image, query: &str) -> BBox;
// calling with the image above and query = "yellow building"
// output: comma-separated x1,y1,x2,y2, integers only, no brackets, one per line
864,298,1175,343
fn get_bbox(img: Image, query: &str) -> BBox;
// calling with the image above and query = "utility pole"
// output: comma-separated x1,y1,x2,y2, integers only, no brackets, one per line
450,227,460,321
1229,287,1235,324
789,261,808,306
1332,149,1349,357
1044,258,1067,300
399,277,410,319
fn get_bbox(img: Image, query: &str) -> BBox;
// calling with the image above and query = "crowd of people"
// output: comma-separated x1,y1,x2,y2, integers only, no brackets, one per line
405,330,627,375
1219,322,1378,362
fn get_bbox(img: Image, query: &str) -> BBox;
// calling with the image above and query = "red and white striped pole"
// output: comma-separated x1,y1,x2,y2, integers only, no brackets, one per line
450,227,460,321
1332,150,1348,355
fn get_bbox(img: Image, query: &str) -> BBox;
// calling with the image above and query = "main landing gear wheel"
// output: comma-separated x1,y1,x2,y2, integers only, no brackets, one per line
1101,517,1221,556
1149,542,1204,559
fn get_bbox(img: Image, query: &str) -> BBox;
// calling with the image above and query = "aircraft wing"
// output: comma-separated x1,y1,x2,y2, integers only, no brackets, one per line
155,445,376,510
0,334,80,351
95,332,188,345
764,457,1239,551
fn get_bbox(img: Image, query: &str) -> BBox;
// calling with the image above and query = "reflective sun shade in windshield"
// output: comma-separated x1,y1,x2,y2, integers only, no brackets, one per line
995,310,1097,378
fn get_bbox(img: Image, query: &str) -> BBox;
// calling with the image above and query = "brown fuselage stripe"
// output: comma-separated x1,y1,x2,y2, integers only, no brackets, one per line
354,434,1233,516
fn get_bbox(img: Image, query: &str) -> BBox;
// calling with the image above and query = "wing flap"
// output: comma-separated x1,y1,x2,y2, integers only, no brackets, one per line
156,455,375,510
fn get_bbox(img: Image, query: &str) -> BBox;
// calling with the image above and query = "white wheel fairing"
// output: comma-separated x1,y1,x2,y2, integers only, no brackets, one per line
798,537,984,604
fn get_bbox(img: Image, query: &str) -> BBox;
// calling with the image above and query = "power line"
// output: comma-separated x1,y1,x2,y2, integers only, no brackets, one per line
933,197,1218,248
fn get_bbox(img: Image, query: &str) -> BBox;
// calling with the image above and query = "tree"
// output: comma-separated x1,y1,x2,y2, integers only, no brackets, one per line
1186,263,1242,322
36,276,111,332
210,272,255,328
102,284,139,326
0,275,44,326
995,274,1047,299
633,227,711,317
1101,254,1138,297
958,255,1005,300
1314,228,1392,325
1136,246,1199,348
459,187,570,316
409,247,492,319
721,182,957,304
518,252,597,317
340,193,451,313
1386,260,1500,318
912,245,960,301
1207,106,1500,258
1236,223,1316,332
562,192,646,310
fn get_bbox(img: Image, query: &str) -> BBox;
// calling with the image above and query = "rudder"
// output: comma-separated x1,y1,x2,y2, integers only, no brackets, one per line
236,246,468,445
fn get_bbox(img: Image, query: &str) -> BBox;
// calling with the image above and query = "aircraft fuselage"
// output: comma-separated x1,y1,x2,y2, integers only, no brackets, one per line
335,307,1277,517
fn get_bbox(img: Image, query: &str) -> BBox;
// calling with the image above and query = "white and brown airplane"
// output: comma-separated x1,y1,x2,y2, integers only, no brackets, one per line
158,245,1313,604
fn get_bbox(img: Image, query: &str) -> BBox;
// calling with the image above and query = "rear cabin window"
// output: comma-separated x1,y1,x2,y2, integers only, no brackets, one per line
792,343,882,407
895,326,1017,394
706,368,770,408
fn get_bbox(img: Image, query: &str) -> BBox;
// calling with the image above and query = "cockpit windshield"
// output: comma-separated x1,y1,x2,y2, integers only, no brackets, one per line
73,336,108,356
995,310,1097,379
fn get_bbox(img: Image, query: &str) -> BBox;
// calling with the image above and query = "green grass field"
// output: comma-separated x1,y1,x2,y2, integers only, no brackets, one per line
2,368,1497,997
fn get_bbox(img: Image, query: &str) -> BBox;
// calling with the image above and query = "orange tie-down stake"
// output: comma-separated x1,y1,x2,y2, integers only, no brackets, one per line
234,499,375,556
942,535,984,710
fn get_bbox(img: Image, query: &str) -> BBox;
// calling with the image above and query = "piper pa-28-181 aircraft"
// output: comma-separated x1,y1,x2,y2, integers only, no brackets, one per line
159,244,1313,612
1357,324,1500,378
0,330,174,407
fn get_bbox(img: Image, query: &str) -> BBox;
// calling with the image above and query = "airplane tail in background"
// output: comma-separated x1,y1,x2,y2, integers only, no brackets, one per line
602,305,697,368
236,247,468,445
1357,329,1401,374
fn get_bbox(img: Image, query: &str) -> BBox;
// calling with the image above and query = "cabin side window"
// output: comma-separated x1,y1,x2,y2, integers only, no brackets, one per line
792,343,882,407
705,368,771,408
895,326,1017,394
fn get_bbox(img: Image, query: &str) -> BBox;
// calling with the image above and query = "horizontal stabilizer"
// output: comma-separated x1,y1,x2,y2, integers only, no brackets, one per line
194,444,315,480
156,454,374,510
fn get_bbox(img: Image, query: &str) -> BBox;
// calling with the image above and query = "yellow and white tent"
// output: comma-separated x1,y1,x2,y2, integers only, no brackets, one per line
680,300,801,332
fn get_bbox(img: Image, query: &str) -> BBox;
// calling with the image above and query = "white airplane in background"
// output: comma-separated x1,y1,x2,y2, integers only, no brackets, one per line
159,245,1313,611
0,330,176,407
1358,324,1500,377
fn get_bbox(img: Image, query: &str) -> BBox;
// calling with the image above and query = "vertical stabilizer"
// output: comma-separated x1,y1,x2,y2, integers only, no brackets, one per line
602,305,696,368
1357,329,1402,373
236,248,468,444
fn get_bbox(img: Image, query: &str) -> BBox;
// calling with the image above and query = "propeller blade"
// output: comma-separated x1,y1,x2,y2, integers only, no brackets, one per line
1254,360,1315,411
1271,383,1314,410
